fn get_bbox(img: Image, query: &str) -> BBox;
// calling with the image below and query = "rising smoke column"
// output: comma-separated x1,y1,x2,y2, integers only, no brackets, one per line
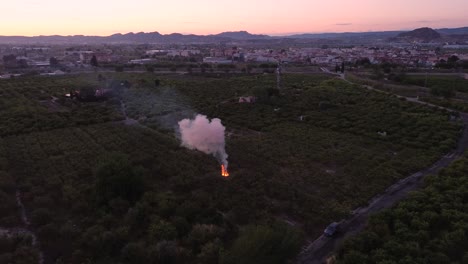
178,114,228,168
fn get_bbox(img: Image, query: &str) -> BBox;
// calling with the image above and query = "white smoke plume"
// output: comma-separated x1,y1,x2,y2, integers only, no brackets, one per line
178,114,228,168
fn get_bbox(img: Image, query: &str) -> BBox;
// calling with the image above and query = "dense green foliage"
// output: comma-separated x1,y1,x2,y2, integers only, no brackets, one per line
430,85,456,98
345,73,422,98
395,75,468,99
0,234,40,264
222,224,303,264
420,97,468,112
0,138,18,227
0,75,123,136
435,57,468,69
95,153,145,206
0,73,462,263
337,156,468,264
400,75,468,93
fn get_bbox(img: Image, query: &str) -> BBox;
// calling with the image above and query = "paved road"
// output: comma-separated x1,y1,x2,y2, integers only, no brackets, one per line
298,71,468,264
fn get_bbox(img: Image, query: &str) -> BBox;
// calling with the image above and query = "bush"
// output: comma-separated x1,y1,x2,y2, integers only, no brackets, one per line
149,220,178,241
430,85,455,99
222,223,303,264
95,153,145,206
31,208,53,226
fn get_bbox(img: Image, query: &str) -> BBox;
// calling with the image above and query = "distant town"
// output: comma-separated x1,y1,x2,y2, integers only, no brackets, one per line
2,24,468,264
1,27,468,79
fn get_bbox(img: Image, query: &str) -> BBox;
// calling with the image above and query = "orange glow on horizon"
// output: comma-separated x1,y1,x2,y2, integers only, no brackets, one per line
1,0,467,36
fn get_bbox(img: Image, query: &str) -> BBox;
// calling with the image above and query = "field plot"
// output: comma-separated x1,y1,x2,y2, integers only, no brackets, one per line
401,75,468,93
337,155,468,264
0,75,124,136
0,73,462,263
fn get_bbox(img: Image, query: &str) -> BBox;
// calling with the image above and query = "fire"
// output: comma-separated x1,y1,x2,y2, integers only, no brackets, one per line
221,164,230,177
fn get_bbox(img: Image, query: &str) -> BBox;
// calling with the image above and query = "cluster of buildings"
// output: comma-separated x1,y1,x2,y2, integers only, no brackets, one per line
202,45,468,67
0,42,467,77
0,45,129,73
146,49,201,57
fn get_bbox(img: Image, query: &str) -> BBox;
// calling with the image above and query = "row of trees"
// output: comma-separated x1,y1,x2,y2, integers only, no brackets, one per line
337,156,468,264
435,55,468,69
0,74,125,136
4,122,304,263
0,73,462,263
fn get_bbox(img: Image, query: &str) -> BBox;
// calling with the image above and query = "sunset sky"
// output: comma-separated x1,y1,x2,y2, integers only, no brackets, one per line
1,0,467,36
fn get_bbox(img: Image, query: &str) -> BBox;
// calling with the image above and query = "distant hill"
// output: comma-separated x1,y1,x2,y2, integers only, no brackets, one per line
0,31,268,44
288,31,403,39
396,27,441,41
285,27,468,41
213,31,269,40
437,27,468,35
0,27,467,44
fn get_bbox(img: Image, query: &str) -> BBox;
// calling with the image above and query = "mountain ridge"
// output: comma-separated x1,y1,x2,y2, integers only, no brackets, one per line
396,27,441,41
0,27,467,44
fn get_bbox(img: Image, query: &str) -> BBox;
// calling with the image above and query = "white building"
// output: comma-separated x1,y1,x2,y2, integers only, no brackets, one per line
203,57,232,64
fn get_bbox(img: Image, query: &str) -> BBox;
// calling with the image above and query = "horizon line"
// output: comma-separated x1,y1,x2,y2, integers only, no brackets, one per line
1,25,466,38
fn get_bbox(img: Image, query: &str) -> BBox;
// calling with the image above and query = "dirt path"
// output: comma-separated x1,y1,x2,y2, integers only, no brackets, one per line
119,99,140,126
0,190,44,264
297,72,468,264
0,227,37,246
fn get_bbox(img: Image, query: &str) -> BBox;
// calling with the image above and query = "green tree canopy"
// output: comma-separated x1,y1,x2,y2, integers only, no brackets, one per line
95,153,145,206
90,55,99,67
222,223,303,264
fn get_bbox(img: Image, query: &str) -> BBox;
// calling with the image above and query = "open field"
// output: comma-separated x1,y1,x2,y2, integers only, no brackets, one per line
345,73,425,98
0,72,462,263
346,72,468,112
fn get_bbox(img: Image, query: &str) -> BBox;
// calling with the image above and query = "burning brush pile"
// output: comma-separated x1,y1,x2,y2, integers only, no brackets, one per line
178,114,229,177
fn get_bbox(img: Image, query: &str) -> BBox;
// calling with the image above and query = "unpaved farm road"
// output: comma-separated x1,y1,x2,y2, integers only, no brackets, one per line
298,113,468,263
0,191,44,264
298,71,468,264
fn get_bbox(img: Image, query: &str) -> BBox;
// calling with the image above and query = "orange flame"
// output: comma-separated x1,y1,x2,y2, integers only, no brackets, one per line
221,164,229,177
